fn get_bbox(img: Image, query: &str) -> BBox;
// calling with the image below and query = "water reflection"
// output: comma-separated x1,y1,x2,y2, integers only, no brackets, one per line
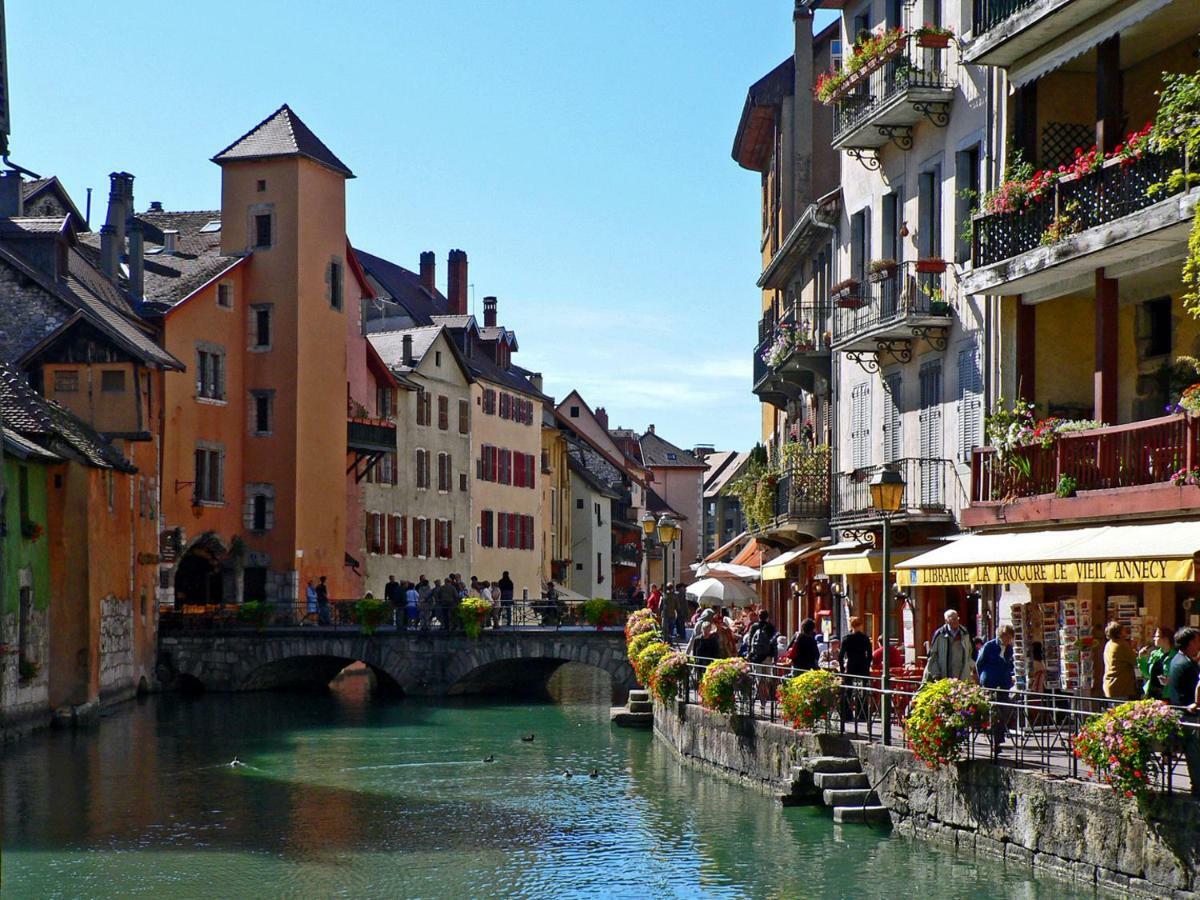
1,668,1104,899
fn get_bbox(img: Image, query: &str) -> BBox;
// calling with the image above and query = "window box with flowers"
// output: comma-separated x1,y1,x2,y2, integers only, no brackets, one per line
868,258,898,283
831,277,863,309
913,23,954,49
915,257,947,274
813,27,906,105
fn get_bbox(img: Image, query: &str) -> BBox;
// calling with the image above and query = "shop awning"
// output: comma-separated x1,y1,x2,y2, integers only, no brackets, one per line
894,522,1200,586
731,538,768,569
761,540,828,581
823,545,935,575
702,530,748,564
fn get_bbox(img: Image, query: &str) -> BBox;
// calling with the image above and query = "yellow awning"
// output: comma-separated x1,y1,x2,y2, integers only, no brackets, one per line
822,546,932,576
761,540,827,581
895,522,1200,586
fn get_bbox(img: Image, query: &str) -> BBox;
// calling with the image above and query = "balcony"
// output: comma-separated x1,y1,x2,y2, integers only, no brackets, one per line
753,303,833,409
965,0,1169,70
830,35,954,155
832,458,958,525
347,416,397,453
831,262,953,366
965,413,1200,527
965,148,1196,297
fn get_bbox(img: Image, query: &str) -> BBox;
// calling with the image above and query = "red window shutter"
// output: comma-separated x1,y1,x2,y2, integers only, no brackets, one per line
508,514,518,549
391,452,398,485
399,515,407,556
498,513,506,548
387,515,396,553
446,520,453,558
514,454,524,488
525,454,534,489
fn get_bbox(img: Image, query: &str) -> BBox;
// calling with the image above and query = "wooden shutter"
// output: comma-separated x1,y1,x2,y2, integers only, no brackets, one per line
438,395,449,430
883,375,902,463
459,399,469,434
919,361,944,507
957,341,983,461
850,383,872,469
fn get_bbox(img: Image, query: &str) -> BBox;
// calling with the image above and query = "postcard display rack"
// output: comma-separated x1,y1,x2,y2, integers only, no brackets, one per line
1059,598,1093,693
1106,595,1146,647
1012,599,1090,693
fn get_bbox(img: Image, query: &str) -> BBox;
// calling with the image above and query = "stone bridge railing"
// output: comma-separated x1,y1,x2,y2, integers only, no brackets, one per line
156,627,636,698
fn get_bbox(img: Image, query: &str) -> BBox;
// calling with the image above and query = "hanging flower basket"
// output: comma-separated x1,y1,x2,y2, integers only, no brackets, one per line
779,669,841,730
649,651,691,704
905,678,992,768
1073,699,1182,799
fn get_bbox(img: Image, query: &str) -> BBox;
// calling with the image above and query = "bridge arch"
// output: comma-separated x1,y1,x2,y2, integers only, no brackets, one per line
443,634,636,699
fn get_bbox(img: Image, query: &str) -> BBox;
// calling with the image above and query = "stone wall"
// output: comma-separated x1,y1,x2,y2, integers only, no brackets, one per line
98,594,135,702
0,606,50,740
654,701,1200,898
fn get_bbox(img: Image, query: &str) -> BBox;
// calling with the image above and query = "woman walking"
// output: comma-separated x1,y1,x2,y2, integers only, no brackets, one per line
1102,620,1139,700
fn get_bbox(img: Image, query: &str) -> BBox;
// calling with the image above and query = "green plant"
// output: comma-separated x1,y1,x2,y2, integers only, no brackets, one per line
626,630,660,667
649,651,691,704
1039,200,1081,245
355,597,389,635
625,607,658,643
913,23,954,38
20,519,42,541
1073,699,1182,799
1055,473,1077,498
236,600,273,629
778,669,840,730
18,657,39,682
1147,70,1200,313
581,597,622,629
698,657,754,716
904,678,992,767
458,596,493,639
632,640,672,687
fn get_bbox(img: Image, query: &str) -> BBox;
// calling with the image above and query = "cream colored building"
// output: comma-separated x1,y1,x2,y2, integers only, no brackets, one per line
541,406,572,588
568,452,618,600
365,325,473,590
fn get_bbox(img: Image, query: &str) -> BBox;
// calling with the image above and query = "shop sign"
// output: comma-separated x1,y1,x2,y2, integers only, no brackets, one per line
901,557,1196,586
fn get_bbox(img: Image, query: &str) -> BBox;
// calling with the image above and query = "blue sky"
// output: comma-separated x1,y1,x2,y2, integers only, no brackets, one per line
10,1,835,452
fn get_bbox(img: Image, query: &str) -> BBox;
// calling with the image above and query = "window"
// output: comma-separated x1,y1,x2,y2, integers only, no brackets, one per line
438,395,449,430
918,165,943,259
416,390,432,426
256,179,267,192
459,472,468,492
413,517,431,558
499,449,511,485
366,512,384,554
53,370,79,393
919,361,944,506
480,510,494,547
251,391,273,435
850,208,870,285
437,452,451,492
955,146,981,263
196,348,225,400
329,260,344,311
850,382,872,469
595,502,602,526
957,341,984,461
252,495,268,532
458,399,469,434
217,283,233,308
435,350,442,367
500,393,511,420
1141,297,1172,358
416,449,430,489
666,452,677,461
254,213,272,249
883,375,902,463
194,447,223,502
377,386,394,419
577,498,584,510
100,370,126,394
483,389,497,415
252,305,272,349
377,452,398,485
388,515,406,555
570,405,580,418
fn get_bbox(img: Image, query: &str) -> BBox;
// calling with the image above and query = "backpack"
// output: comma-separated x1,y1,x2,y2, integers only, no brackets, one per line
749,622,776,661
1148,654,1169,699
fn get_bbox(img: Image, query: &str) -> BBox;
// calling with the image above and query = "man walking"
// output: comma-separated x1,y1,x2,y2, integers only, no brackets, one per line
416,575,433,632
498,570,515,626
838,616,873,724
924,609,976,683
437,574,460,632
977,624,1015,752
384,575,404,628
315,575,331,626
673,583,688,642
660,582,678,643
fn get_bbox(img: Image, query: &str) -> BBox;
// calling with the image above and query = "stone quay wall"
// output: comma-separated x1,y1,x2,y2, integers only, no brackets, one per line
653,700,1200,898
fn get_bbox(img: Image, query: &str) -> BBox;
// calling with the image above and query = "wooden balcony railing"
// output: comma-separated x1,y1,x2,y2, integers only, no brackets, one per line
972,148,1190,268
970,413,1199,503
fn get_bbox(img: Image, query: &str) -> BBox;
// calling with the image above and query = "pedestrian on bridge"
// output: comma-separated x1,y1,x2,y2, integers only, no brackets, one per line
417,575,433,632
498,571,515,626
316,576,331,626
385,575,404,628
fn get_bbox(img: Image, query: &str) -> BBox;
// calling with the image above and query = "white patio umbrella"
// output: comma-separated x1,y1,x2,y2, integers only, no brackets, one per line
693,561,760,581
686,577,759,608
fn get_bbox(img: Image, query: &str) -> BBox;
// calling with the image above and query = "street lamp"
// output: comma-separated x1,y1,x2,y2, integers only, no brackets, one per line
641,513,680,583
869,466,905,746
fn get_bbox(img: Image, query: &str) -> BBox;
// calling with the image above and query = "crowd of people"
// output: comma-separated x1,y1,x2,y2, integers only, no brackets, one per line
304,571,518,631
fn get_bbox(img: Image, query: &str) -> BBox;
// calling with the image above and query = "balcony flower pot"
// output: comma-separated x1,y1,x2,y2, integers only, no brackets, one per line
868,258,898,283
929,300,951,316
915,258,947,274
837,296,866,309
831,277,861,300
917,33,950,49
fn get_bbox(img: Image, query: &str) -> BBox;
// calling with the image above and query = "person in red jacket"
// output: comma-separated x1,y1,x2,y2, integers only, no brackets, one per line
647,584,662,615
872,635,903,669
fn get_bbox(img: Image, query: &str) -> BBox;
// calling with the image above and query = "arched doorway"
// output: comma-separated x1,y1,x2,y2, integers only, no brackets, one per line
174,534,227,608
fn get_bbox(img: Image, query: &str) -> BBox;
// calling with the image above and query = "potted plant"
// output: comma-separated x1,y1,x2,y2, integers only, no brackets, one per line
581,597,622,630
624,607,657,643
914,23,954,49
904,678,992,767
1073,699,1182,799
868,258,898,283
457,596,493,639
831,277,864,309
236,600,273,630
915,257,947,274
355,596,390,635
778,669,841,730
649,651,691,704
632,640,672,687
698,657,754,720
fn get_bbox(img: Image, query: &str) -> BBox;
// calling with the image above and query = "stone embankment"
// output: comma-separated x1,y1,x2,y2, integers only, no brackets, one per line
653,700,1200,898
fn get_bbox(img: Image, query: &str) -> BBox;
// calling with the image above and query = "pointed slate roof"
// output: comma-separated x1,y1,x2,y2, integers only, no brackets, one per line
212,104,354,178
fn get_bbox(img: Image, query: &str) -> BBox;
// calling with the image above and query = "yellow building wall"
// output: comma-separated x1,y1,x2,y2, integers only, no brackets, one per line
540,423,571,584
1034,292,1094,414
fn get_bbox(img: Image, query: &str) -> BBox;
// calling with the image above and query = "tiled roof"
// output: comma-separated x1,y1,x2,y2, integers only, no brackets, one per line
0,361,133,471
640,429,705,468
430,314,476,330
2,426,61,462
355,249,445,326
21,176,87,227
0,216,70,236
212,104,354,178
566,437,622,498
567,451,620,500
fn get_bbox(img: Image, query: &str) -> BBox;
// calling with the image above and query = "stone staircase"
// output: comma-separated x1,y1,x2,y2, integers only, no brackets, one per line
793,755,890,826
610,689,654,728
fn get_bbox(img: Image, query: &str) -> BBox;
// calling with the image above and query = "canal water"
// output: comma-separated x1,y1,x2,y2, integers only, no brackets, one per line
1,665,1102,899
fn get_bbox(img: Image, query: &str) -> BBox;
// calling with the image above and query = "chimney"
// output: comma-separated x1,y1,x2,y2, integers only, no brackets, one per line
402,333,414,366
419,251,436,293
595,407,609,430
99,224,118,279
647,424,656,435
162,229,178,255
483,295,497,327
105,172,134,265
0,170,23,217
148,201,163,212
128,219,145,300
447,248,468,315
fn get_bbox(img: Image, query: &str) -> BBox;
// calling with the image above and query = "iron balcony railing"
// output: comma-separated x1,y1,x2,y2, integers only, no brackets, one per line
774,457,832,522
831,262,951,345
971,0,1043,35
970,412,1200,503
832,35,954,144
972,147,1190,268
833,458,956,522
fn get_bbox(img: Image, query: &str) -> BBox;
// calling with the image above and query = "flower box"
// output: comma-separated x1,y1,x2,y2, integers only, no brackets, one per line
824,31,906,104
916,34,950,49
837,297,866,309
915,258,947,274
868,260,897,283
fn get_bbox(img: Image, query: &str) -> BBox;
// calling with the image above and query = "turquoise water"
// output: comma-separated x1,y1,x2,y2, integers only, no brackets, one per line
0,666,1100,898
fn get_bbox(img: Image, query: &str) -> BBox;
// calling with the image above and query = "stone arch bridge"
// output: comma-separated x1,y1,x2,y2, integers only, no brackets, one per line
157,627,637,698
